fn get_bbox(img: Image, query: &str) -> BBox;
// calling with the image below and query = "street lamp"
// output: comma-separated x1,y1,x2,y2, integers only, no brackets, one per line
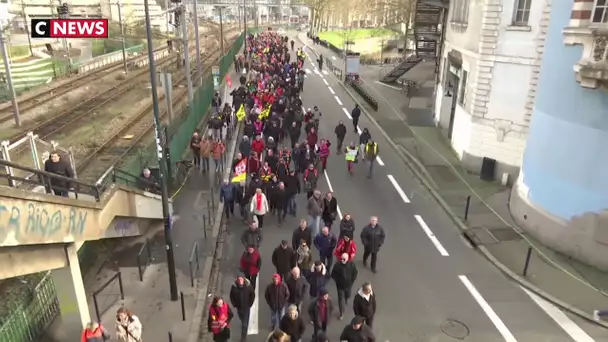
143,0,179,302
0,27,21,127
218,6,225,55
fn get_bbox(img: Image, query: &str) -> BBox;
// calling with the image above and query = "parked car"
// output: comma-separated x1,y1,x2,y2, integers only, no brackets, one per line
277,27,286,35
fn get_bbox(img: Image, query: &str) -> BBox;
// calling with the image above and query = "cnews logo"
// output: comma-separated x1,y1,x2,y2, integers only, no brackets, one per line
31,19,109,38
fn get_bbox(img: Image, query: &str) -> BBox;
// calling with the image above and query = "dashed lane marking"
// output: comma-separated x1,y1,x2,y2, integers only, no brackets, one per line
414,215,450,256
323,79,329,85
387,175,410,203
332,56,337,60
328,86,335,95
322,70,328,75
334,95,343,106
342,107,352,119
323,171,343,219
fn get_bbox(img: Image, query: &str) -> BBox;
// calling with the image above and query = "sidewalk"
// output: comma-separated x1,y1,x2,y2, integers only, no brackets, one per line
299,33,608,325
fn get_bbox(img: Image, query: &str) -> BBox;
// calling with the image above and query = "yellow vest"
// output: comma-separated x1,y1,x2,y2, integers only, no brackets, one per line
345,147,358,161
365,143,378,155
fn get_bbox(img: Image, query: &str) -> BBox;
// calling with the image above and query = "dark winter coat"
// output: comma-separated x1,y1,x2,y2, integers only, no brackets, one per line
292,227,312,249
339,218,356,239
321,197,338,224
273,188,289,209
279,315,306,341
331,261,358,290
339,324,376,342
284,174,301,196
219,183,235,202
235,184,250,205
239,250,261,277
308,299,334,327
229,279,255,311
334,123,347,140
314,232,337,257
44,158,74,190
239,139,252,157
285,275,308,304
272,246,296,275
264,282,290,310
359,224,386,253
306,265,329,297
353,288,377,319
241,228,262,249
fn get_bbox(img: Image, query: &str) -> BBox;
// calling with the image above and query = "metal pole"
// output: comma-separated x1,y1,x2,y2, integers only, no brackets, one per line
243,0,247,52
181,8,193,103
20,0,33,56
161,73,174,122
117,1,128,73
165,0,170,34
144,0,178,301
0,28,21,127
219,6,224,55
522,246,533,277
253,0,258,30
192,0,202,84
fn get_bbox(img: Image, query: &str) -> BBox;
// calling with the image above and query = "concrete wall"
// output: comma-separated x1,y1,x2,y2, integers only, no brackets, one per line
0,185,168,247
510,0,608,270
433,0,549,181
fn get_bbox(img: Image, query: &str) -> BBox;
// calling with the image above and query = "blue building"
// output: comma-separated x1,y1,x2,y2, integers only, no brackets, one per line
510,0,608,269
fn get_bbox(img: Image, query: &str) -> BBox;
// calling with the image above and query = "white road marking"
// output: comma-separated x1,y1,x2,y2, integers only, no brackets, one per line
323,172,343,219
521,286,595,342
334,95,343,106
314,69,321,75
248,276,259,335
377,157,384,166
328,86,335,95
414,215,449,256
322,70,328,75
323,79,329,85
357,126,362,135
387,175,410,203
459,275,517,342
305,68,312,74
374,80,402,91
342,107,352,119
332,56,336,60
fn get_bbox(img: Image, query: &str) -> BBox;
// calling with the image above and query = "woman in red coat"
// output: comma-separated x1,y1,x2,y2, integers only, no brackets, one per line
207,296,234,342
334,235,357,261
240,246,261,288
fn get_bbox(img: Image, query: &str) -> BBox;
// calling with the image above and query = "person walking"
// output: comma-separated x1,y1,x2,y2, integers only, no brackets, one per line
229,275,256,342
353,282,376,328
303,164,319,198
334,235,357,262
360,216,386,273
212,138,226,172
279,304,306,342
115,308,142,342
241,221,263,249
313,227,337,273
285,170,301,216
339,316,376,342
364,140,379,179
308,289,334,340
292,219,312,249
318,139,331,171
351,104,361,133
307,189,325,236
250,188,269,228
358,128,371,156
272,240,296,281
306,261,329,299
264,274,291,330
44,151,74,197
295,240,313,278
321,192,339,228
334,120,347,154
331,253,359,320
219,179,236,219
207,296,234,342
82,321,110,342
286,267,308,312
235,181,251,221
190,130,202,170
239,246,261,289
199,136,212,173
344,142,359,176
339,213,356,239
274,182,289,226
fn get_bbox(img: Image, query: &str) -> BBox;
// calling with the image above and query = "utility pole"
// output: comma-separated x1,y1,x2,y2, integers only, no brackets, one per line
191,0,202,84
143,0,178,302
253,0,258,30
218,6,224,55
116,1,128,73
20,0,33,56
243,0,247,50
0,28,21,127
181,8,193,103
165,0,170,34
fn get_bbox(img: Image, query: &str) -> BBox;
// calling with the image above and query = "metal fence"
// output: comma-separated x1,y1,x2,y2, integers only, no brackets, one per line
0,272,59,342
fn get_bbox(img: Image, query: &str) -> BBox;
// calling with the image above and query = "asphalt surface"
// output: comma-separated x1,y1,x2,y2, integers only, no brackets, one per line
214,35,608,342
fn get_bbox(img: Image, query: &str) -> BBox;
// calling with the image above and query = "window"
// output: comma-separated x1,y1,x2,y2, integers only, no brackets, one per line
592,0,608,24
450,0,470,24
513,0,532,26
458,70,468,107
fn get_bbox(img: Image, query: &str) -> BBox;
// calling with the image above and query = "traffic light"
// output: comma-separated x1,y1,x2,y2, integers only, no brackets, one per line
56,3,69,19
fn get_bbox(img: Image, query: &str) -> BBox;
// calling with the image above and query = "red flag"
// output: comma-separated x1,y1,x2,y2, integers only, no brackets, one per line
232,157,248,183
225,74,232,89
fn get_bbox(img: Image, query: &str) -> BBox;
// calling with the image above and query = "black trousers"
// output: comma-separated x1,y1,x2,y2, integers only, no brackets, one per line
224,201,234,218
352,118,359,131
245,274,257,289
363,246,378,271
237,309,250,338
337,287,352,315
255,214,264,228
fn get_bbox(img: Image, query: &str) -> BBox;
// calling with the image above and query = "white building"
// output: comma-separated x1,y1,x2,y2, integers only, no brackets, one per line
433,0,548,180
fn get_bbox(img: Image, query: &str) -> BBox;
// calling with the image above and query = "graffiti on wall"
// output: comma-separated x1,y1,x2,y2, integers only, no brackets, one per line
111,218,140,237
0,201,88,240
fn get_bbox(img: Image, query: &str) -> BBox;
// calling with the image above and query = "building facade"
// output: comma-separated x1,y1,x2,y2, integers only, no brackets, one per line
433,0,549,180
510,0,608,269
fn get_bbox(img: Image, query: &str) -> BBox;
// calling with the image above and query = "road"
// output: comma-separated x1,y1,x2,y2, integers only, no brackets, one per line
215,35,608,342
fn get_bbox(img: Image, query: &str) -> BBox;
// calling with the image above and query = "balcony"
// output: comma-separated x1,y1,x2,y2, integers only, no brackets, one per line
570,29,608,88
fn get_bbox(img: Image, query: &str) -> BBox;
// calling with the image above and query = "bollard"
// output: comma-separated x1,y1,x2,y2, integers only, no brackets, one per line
180,291,186,321
464,195,471,221
207,201,212,224
211,189,216,210
168,332,173,342
522,246,533,277
202,215,208,239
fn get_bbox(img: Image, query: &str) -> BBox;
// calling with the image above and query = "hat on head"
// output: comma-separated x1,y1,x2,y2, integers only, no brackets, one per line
318,288,328,296
351,316,365,325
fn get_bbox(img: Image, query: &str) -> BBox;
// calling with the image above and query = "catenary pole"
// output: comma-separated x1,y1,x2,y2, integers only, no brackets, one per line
0,28,21,127
117,1,128,73
191,0,202,84
143,0,178,301
181,8,193,102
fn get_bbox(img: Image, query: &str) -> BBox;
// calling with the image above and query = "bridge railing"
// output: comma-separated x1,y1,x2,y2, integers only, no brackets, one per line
0,158,103,201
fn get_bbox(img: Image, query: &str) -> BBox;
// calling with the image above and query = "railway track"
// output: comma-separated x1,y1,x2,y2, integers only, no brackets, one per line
5,29,236,144
0,20,235,126
76,35,240,183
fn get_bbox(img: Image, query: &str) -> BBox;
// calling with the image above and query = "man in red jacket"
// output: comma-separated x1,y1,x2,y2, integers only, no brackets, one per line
251,135,265,157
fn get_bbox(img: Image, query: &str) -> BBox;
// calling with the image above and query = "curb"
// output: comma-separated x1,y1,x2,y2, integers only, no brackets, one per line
297,34,608,329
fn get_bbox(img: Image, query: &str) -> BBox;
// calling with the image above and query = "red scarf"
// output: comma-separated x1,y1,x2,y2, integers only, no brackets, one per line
256,193,263,211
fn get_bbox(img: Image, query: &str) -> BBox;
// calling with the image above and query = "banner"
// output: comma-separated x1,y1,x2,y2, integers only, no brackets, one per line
258,105,271,120
236,104,246,122
232,157,247,183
